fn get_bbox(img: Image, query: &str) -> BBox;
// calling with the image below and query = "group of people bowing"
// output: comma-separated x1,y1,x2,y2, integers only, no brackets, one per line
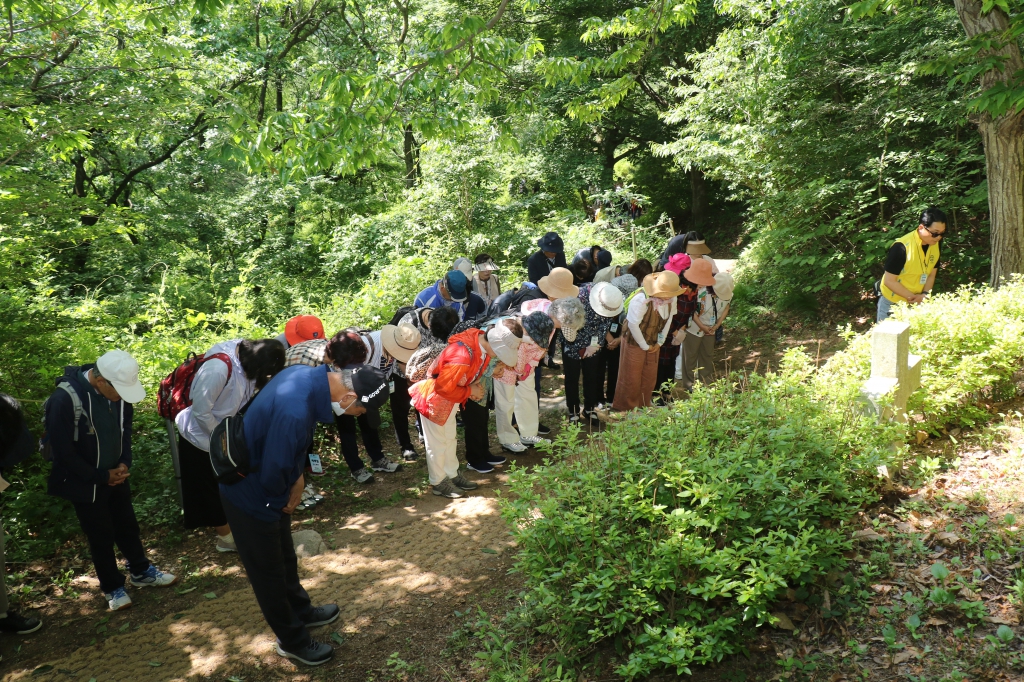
0,228,732,666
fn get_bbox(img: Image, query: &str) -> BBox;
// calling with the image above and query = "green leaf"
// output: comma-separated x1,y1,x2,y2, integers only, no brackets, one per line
481,548,498,554
32,665,53,676
331,632,345,645
149,661,162,667
204,592,217,599
930,562,950,581
176,586,197,594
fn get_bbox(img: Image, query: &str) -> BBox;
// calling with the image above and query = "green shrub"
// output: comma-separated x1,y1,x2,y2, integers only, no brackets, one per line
502,351,903,679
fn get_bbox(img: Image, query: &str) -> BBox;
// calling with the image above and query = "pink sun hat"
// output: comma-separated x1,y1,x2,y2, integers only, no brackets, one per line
665,253,692,276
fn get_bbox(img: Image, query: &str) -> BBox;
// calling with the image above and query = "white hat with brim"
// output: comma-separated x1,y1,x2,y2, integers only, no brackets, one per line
537,267,578,300
712,272,735,301
589,282,624,317
96,349,146,404
475,259,500,272
381,323,422,363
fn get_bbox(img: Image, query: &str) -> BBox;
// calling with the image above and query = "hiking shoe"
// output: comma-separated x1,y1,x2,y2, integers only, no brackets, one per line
465,462,494,474
401,448,418,462
370,456,402,473
105,587,132,611
568,413,580,423
304,604,340,628
351,467,375,484
537,423,551,435
216,536,237,553
431,478,463,499
0,611,42,634
486,455,507,467
276,637,334,666
520,435,550,447
130,565,177,588
501,441,526,453
452,474,480,490
305,484,324,501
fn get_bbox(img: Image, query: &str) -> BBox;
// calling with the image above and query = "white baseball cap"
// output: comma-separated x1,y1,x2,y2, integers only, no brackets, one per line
95,350,146,403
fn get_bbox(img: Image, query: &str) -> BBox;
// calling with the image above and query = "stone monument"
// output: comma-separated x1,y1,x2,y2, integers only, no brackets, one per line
859,320,922,422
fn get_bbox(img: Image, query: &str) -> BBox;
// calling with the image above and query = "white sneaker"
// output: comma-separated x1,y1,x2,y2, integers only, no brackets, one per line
520,435,550,446
501,441,527,453
216,536,237,553
129,565,178,588
105,587,133,611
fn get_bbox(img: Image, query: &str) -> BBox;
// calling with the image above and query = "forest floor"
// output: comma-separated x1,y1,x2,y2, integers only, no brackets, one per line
10,311,1023,682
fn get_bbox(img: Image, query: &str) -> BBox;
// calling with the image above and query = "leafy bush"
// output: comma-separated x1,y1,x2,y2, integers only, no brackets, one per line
502,351,903,679
816,277,1024,429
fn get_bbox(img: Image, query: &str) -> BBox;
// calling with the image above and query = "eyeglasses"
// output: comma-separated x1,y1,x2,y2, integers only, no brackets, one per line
923,227,945,239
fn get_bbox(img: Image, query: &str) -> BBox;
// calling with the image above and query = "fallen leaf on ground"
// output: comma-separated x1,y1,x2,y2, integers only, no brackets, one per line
772,612,796,630
853,528,885,541
203,592,217,599
893,651,913,665
924,617,948,627
871,584,893,594
959,586,981,601
916,430,929,445
984,615,1019,625
895,522,916,533
933,531,961,546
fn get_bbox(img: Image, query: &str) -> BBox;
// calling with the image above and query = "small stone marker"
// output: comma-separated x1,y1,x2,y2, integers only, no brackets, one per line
292,529,325,557
859,320,921,422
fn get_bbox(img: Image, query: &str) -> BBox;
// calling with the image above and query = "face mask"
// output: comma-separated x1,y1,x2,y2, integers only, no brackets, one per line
331,395,357,416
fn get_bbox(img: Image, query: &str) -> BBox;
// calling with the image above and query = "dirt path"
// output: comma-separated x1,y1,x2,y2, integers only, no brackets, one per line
4,487,514,682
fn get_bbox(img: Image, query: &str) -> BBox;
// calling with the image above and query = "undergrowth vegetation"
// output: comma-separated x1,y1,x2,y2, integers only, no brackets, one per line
491,279,1024,680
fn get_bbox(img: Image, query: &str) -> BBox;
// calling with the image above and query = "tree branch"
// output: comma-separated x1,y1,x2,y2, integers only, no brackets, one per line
105,113,205,206
30,39,79,91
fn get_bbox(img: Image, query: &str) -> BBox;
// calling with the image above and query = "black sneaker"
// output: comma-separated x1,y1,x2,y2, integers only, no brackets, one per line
305,604,340,628
486,455,507,467
401,448,418,461
0,611,41,635
537,422,551,436
276,637,334,666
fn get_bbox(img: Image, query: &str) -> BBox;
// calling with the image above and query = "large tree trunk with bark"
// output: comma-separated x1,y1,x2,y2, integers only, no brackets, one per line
955,0,1024,287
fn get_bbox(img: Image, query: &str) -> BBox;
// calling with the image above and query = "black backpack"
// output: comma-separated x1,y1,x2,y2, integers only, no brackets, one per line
209,396,258,485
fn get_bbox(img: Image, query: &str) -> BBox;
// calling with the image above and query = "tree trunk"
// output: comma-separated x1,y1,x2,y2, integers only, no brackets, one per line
689,167,709,234
403,124,420,188
954,0,1024,287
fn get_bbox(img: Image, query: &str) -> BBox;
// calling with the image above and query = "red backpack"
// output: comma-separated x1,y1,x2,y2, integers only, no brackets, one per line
157,352,233,419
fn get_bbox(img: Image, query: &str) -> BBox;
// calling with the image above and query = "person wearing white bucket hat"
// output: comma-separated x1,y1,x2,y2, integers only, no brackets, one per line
561,282,624,423
682,268,733,392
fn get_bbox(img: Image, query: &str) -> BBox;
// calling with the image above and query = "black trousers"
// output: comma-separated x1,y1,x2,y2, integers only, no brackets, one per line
178,435,228,529
390,375,415,451
564,351,605,415
604,343,621,404
222,496,312,650
73,482,150,593
462,399,492,469
336,413,383,472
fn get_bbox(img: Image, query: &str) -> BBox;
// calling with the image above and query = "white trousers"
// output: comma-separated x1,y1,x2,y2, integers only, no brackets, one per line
422,408,460,485
493,379,539,444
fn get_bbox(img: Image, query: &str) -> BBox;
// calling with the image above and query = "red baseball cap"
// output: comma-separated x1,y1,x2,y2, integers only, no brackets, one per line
285,315,325,346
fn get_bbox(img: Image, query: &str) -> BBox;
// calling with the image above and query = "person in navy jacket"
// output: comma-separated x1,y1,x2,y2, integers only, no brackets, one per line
220,362,389,666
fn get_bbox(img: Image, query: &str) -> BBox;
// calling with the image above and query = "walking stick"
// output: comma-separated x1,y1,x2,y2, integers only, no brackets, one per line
165,418,185,508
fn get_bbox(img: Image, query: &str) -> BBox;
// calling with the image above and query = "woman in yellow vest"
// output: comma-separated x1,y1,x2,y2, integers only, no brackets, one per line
878,207,946,322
